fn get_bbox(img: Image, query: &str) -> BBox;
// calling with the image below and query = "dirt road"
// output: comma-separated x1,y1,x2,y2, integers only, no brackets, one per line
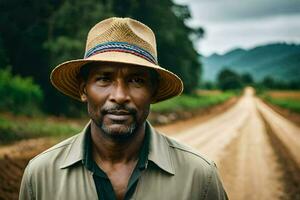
164,87,300,200
0,87,299,200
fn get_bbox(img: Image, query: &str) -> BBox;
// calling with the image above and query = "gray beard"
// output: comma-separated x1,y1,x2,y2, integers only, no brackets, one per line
99,122,138,140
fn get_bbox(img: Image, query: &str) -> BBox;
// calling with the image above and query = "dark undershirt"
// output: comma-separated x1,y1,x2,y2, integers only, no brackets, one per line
83,126,150,200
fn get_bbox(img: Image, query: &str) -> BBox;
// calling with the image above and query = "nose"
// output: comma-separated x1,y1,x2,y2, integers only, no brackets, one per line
109,80,130,104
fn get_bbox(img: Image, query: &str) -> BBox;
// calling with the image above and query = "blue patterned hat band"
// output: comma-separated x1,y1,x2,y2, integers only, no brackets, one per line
84,42,157,64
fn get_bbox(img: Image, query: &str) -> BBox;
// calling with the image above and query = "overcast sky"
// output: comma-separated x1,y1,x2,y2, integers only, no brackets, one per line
174,0,300,56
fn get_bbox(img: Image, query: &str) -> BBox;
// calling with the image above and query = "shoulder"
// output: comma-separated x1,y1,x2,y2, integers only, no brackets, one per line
163,133,213,166
157,131,219,177
152,132,228,199
27,133,81,172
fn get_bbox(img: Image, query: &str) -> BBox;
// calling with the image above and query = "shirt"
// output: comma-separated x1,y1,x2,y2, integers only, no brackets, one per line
19,121,228,200
83,125,149,200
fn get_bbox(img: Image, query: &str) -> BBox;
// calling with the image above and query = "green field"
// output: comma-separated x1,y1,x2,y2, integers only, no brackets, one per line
0,115,85,144
262,91,300,114
151,91,236,113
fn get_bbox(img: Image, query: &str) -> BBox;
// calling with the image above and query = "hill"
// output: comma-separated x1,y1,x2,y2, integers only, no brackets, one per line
202,43,300,82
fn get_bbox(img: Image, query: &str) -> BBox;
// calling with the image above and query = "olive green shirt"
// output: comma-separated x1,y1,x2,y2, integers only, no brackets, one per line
19,121,228,200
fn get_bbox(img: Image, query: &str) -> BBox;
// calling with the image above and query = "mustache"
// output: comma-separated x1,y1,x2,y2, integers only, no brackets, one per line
101,104,137,115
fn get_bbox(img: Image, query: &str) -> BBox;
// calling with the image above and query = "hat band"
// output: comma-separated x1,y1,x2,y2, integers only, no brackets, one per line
84,42,157,64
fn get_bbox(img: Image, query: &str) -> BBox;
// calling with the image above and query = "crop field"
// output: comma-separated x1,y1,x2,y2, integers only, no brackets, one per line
0,114,87,144
267,91,300,100
264,90,300,113
151,90,235,113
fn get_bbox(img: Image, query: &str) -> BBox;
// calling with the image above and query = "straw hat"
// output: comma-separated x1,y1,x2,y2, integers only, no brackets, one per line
50,17,183,103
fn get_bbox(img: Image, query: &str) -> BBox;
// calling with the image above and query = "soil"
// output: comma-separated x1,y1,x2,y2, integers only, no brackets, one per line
0,138,57,200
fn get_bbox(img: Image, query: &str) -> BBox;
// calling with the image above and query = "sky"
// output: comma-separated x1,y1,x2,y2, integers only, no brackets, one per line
174,0,300,56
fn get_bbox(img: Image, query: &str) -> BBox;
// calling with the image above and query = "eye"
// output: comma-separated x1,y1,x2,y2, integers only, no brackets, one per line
129,77,146,85
95,75,111,85
96,76,110,81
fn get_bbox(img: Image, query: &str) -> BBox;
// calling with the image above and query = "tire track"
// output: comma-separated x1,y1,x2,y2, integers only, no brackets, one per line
217,95,284,200
257,100,300,200
171,93,250,163
256,98,300,168
172,87,298,200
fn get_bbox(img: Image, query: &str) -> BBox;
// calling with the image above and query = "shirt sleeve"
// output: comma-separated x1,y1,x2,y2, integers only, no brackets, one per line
204,162,229,200
19,164,34,200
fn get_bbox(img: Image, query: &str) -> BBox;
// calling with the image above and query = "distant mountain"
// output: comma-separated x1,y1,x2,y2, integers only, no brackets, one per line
202,43,300,82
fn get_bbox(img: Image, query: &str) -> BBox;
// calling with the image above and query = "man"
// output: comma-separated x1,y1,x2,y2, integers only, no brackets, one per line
19,17,228,200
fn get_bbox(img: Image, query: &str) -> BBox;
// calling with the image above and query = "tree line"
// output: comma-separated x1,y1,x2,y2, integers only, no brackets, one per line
202,68,300,91
0,0,203,116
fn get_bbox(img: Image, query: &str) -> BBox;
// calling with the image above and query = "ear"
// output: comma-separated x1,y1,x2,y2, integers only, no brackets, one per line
79,80,88,102
150,81,159,104
150,89,157,104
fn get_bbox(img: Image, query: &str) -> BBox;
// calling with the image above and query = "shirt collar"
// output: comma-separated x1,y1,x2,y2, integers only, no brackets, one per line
146,122,175,175
59,121,90,169
60,121,175,175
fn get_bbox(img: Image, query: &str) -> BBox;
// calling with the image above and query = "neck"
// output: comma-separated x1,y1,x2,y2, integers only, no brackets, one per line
90,121,146,164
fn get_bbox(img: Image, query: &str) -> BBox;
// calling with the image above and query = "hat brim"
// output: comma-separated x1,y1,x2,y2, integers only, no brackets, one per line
50,52,184,103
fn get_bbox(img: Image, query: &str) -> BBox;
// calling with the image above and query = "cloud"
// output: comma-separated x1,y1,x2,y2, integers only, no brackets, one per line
174,0,300,56
178,0,300,25
196,14,300,56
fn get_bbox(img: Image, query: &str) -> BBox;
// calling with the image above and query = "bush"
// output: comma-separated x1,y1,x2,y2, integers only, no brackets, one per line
0,68,43,115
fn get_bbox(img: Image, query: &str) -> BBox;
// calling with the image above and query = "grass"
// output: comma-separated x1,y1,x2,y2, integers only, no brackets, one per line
263,96,300,114
0,115,85,144
151,91,236,113
261,90,300,114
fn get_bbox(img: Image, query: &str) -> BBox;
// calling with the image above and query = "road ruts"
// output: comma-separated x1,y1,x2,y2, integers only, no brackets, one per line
172,87,299,200
256,98,300,168
256,97,300,199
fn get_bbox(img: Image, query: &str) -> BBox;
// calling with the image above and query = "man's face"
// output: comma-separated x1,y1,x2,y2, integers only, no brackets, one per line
80,63,156,139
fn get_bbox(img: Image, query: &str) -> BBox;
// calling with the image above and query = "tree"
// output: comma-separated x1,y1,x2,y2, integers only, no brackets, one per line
217,68,243,90
262,76,275,89
241,73,254,85
288,80,300,90
43,0,111,115
0,0,110,115
201,81,217,90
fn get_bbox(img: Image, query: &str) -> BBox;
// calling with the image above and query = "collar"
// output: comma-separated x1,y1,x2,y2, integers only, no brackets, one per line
146,122,175,175
59,121,90,169
60,121,175,175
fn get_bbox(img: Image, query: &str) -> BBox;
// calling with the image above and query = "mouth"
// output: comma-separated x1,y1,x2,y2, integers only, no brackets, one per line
107,110,130,115
105,110,132,121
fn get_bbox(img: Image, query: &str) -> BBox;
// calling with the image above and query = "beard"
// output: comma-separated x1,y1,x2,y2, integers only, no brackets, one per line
100,120,137,140
89,103,148,140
